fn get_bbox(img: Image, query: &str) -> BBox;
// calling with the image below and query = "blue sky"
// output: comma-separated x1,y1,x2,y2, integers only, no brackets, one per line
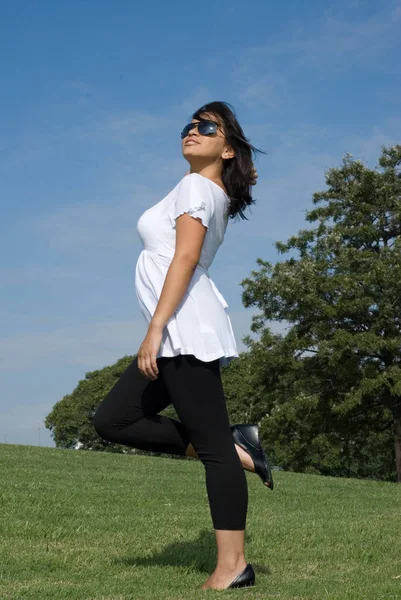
1,0,400,447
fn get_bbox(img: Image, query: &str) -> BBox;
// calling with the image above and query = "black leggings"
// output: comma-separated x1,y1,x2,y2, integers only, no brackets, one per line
93,353,248,530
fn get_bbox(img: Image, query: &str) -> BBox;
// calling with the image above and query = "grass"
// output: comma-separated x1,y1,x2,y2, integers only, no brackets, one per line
1,443,400,599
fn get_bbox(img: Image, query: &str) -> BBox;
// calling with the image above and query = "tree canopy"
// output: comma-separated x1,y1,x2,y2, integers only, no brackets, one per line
241,145,401,481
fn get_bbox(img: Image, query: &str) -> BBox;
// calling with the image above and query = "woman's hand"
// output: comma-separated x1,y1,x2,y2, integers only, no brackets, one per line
250,165,258,185
137,323,163,380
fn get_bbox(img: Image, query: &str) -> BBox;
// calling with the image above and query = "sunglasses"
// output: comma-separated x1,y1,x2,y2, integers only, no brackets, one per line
180,120,221,140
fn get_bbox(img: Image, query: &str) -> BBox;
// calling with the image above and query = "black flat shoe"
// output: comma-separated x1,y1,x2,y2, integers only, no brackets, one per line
231,423,274,490
227,563,255,589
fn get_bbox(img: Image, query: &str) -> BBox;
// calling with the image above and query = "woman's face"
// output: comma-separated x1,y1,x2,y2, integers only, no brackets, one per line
181,112,233,164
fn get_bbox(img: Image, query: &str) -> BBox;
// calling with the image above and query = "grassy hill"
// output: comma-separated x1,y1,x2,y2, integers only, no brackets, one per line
1,443,400,599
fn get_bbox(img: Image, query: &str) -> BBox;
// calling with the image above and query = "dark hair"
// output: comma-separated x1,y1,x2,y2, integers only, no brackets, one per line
191,101,267,222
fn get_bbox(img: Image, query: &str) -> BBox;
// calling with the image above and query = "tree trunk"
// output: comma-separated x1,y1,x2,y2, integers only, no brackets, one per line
393,400,401,483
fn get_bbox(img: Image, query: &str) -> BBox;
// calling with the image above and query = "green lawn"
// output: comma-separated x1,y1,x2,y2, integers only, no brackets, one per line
1,443,400,599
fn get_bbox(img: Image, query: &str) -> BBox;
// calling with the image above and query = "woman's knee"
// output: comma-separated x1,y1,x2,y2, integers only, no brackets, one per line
92,406,114,440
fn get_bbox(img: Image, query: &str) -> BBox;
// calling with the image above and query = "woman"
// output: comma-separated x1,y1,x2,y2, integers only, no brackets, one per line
93,101,273,591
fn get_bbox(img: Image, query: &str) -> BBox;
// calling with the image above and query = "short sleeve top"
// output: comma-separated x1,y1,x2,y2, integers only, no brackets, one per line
135,173,239,368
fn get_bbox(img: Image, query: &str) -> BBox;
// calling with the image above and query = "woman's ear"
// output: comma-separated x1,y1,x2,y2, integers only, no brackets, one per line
222,146,235,160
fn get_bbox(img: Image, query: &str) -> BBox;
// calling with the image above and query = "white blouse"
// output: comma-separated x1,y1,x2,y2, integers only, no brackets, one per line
135,173,239,368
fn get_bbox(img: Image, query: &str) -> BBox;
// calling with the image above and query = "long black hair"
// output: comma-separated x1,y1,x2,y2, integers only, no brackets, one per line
190,101,267,222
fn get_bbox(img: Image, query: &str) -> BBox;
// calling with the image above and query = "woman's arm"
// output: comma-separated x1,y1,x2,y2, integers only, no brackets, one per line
150,212,206,329
137,211,207,380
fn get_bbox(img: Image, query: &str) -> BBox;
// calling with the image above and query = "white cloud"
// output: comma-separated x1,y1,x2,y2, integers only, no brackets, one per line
237,77,281,110
77,110,167,143
174,86,212,119
234,4,401,77
0,318,147,372
344,119,401,165
0,403,53,432
30,184,155,255
0,265,108,285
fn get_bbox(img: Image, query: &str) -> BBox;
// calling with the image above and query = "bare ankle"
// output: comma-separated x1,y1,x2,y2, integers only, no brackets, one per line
216,557,247,572
184,442,198,459
234,444,255,471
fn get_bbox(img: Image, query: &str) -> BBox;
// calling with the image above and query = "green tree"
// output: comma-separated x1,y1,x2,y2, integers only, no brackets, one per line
241,145,401,482
239,326,394,479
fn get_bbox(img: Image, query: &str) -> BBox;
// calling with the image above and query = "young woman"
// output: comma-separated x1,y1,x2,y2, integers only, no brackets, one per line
93,101,273,591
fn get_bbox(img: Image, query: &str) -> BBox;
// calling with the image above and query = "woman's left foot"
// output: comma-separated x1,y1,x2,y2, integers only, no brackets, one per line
231,424,274,490
201,562,253,590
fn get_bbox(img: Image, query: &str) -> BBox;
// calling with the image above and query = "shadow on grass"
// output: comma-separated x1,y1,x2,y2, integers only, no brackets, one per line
112,529,271,575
